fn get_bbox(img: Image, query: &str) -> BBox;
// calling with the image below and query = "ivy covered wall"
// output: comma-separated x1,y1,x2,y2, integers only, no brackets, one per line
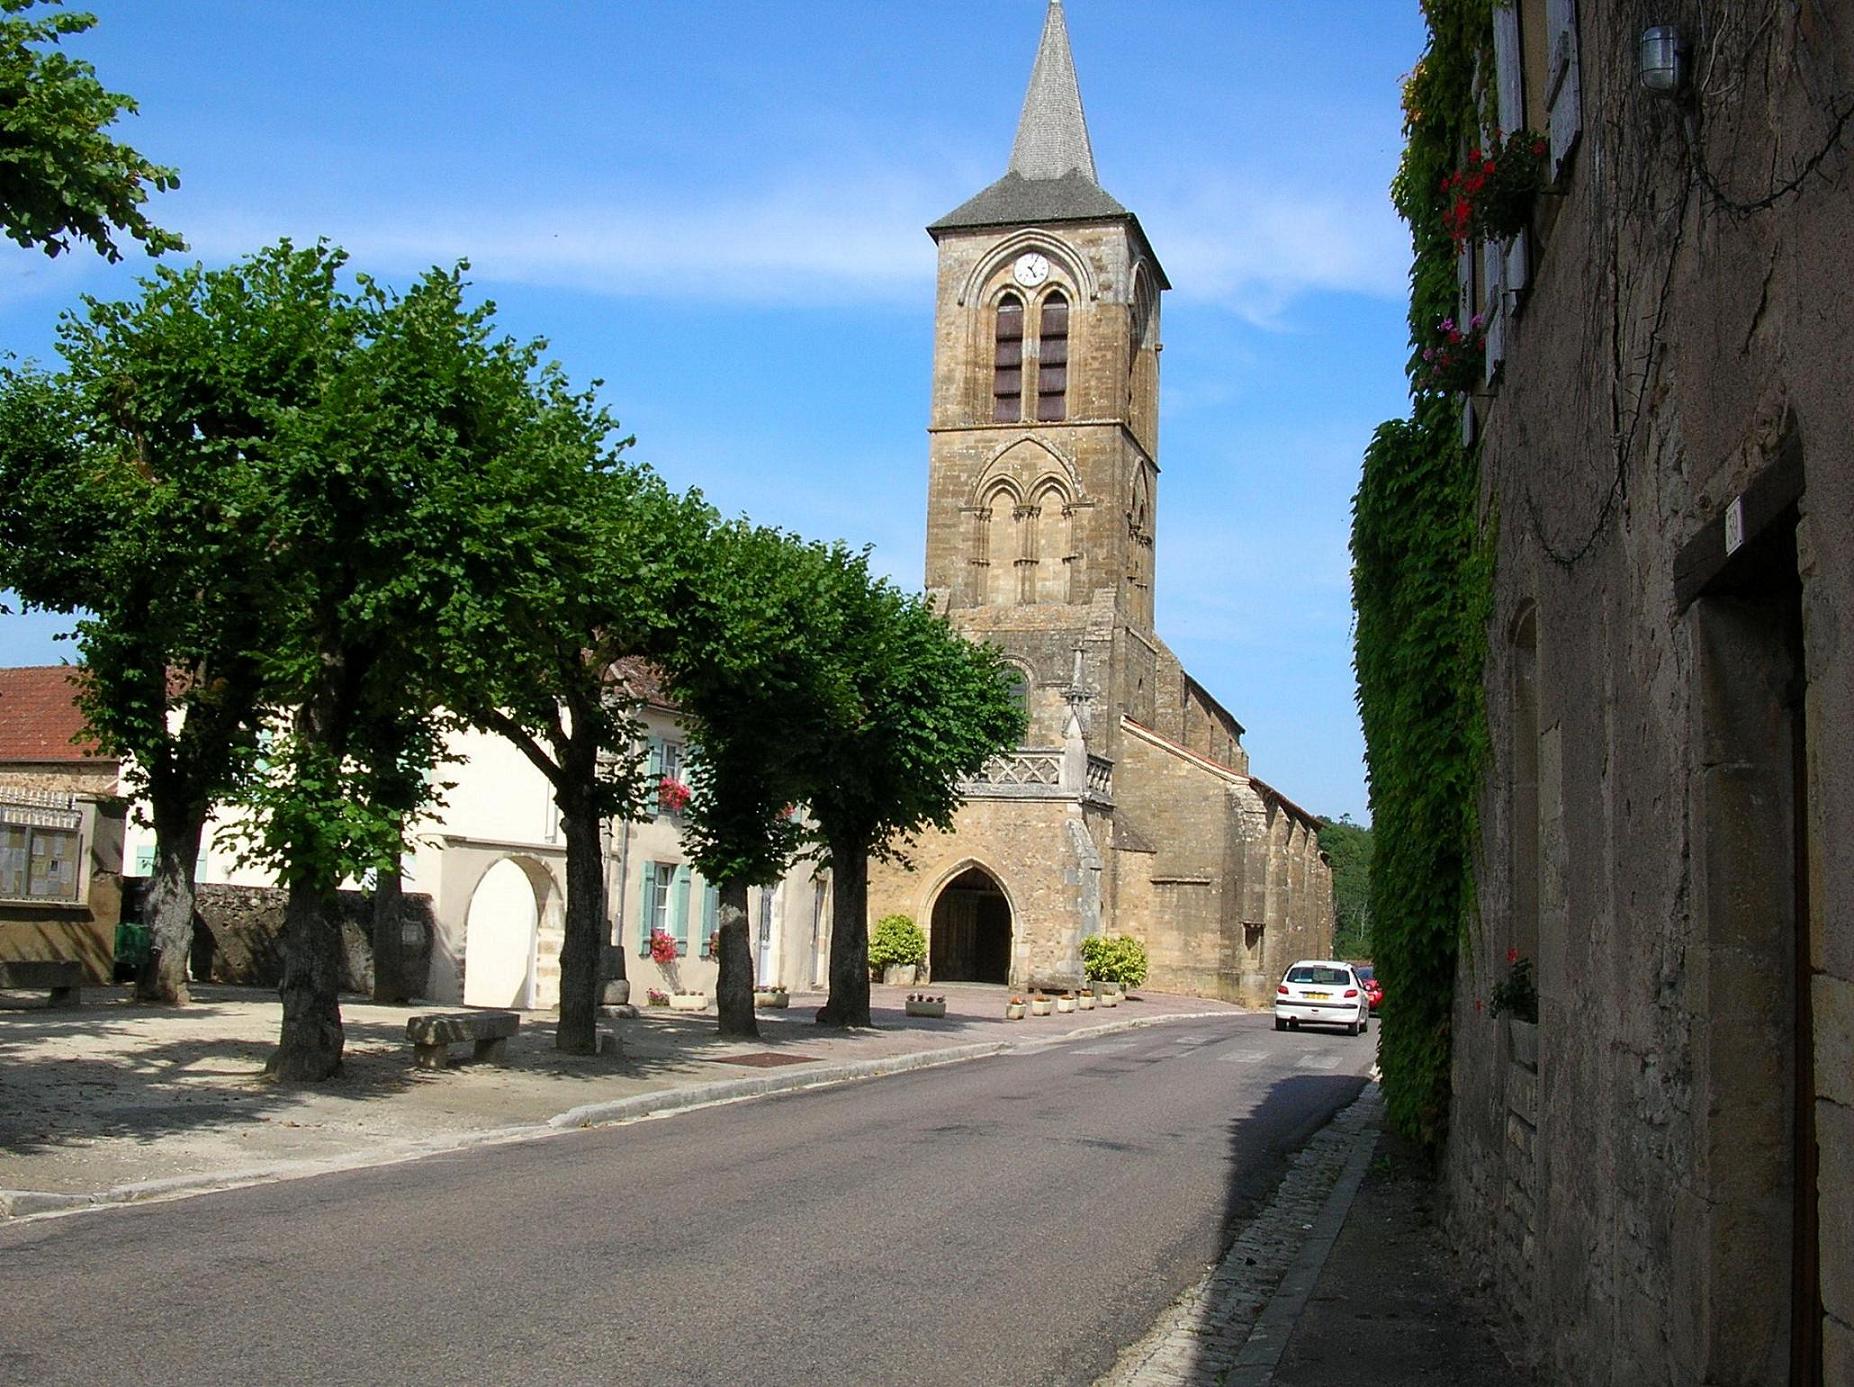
1351,0,1493,1149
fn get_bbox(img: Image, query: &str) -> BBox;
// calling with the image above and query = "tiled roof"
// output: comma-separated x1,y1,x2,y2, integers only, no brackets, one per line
607,656,679,713
0,666,107,762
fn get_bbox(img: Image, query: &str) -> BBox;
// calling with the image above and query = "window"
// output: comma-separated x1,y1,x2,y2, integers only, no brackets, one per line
0,822,80,902
1036,292,1069,421
640,861,686,953
1004,665,1030,720
648,736,688,817
993,294,1025,423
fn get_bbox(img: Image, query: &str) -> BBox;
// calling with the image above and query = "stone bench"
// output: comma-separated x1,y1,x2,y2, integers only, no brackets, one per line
0,959,82,1006
406,1011,519,1070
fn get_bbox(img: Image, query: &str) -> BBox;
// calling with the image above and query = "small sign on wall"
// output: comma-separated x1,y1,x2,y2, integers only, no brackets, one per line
1724,495,1746,556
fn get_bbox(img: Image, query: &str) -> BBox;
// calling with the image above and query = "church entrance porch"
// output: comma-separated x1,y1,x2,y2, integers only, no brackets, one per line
929,867,1012,984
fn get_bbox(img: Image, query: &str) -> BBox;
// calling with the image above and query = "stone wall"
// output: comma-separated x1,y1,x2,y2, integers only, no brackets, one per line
1448,3,1854,1380
125,879,436,996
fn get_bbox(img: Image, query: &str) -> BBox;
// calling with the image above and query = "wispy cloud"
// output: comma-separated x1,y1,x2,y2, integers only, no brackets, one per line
174,159,1406,323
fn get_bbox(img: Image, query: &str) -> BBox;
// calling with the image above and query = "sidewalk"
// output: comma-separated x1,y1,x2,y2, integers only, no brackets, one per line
0,980,1235,1217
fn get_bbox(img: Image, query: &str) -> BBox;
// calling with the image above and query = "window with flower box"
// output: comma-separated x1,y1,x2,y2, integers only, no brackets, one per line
639,860,690,956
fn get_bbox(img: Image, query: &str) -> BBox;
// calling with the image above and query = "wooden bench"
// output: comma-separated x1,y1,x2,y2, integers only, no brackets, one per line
0,959,82,1007
405,1011,519,1070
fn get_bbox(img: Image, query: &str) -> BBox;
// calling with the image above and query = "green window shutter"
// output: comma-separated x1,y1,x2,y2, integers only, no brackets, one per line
639,865,658,951
701,879,719,952
671,865,692,954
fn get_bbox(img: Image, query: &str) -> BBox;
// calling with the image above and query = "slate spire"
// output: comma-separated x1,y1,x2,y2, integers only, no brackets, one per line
1008,1,1099,184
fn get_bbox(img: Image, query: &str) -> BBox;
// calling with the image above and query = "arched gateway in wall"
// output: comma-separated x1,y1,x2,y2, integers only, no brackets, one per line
462,855,560,1009
928,866,1013,984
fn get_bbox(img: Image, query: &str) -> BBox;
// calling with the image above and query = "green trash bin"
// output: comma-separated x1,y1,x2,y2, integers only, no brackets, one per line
114,920,151,983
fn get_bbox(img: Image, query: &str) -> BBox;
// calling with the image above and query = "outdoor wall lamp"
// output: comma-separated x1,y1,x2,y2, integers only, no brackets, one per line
1639,25,1689,98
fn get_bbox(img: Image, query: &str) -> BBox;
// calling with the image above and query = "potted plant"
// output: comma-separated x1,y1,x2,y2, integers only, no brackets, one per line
1080,934,1148,1000
1005,995,1026,1021
1029,990,1053,1017
669,991,707,1012
1490,949,1539,1069
753,984,790,1009
645,987,670,1007
646,929,680,966
904,993,948,1018
1440,128,1551,247
1055,991,1076,1014
658,775,692,816
1417,312,1488,395
869,913,927,987
1077,989,1095,1010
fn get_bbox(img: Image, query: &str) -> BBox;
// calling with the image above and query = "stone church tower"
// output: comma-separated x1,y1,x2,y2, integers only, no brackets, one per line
866,1,1332,1003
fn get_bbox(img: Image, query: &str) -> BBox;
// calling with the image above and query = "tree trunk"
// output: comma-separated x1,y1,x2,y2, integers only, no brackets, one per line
816,829,872,1028
134,804,203,1005
369,862,409,1004
715,879,758,1039
555,780,606,1056
266,884,345,1081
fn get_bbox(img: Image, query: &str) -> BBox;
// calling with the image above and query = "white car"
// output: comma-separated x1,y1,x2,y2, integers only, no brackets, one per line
1274,959,1370,1036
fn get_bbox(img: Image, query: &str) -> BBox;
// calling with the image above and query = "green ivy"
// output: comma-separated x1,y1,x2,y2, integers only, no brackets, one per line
1351,0,1495,1150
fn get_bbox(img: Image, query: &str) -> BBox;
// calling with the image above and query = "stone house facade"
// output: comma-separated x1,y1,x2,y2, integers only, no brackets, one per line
1447,3,1851,1382
0,665,126,983
865,2,1332,1005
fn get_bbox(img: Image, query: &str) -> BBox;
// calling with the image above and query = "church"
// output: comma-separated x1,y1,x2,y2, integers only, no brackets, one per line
865,1,1332,1007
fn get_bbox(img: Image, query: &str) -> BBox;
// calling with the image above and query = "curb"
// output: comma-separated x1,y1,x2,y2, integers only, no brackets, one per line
1,1007,1238,1224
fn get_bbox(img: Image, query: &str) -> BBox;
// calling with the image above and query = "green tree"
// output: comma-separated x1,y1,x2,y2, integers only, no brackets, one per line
234,254,588,1081
807,584,1025,1029
0,0,181,260
0,246,357,1004
472,458,715,1055
1318,815,1375,958
662,526,856,1040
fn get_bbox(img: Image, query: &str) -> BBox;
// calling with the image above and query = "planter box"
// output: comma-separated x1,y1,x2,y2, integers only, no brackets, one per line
753,990,789,1009
1055,997,1076,1013
668,992,707,1012
1508,1017,1539,1070
1099,990,1119,1007
882,964,919,987
1029,999,1054,1016
904,998,947,1018
1077,993,1095,1010
1005,1003,1026,1020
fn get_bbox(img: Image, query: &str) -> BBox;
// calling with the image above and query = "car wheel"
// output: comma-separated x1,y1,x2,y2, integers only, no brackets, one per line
1274,1017,1286,1031
1349,1018,1361,1036
1359,1014,1369,1035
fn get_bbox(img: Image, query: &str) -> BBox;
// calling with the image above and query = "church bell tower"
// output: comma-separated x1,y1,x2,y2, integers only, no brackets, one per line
923,0,1169,743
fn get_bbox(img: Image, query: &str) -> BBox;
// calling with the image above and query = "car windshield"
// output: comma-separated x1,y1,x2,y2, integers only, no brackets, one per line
1286,966,1350,986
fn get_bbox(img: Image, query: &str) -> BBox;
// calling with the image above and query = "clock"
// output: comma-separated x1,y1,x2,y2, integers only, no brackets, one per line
1012,252,1052,289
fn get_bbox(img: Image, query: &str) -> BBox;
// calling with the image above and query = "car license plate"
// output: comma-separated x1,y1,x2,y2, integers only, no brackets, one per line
1306,991,1329,1000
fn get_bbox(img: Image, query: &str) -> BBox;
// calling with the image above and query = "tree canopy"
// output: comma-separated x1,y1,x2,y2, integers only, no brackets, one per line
0,0,182,260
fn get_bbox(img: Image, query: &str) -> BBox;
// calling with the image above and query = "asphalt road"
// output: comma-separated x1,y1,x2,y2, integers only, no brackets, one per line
0,1013,1371,1386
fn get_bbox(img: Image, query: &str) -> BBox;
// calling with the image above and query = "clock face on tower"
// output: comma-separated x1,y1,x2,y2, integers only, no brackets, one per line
1012,252,1052,289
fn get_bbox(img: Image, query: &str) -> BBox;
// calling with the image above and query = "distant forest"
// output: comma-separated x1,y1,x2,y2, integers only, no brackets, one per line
1319,816,1373,960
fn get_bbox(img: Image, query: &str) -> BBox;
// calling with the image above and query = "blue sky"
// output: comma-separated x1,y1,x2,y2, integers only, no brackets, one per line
0,1,1426,823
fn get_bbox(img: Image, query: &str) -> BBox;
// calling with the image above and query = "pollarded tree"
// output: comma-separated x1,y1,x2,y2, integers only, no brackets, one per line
0,246,363,1003
661,526,858,1039
471,455,717,1056
807,582,1025,1029
234,252,587,1080
0,0,182,260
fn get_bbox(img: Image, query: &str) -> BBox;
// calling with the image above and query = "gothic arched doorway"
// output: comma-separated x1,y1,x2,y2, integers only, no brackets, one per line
929,867,1012,984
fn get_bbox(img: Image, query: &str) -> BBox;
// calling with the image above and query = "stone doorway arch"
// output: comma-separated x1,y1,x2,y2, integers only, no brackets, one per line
462,855,559,1009
929,866,1013,984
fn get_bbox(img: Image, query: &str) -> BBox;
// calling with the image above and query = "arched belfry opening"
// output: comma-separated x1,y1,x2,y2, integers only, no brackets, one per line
929,867,1013,984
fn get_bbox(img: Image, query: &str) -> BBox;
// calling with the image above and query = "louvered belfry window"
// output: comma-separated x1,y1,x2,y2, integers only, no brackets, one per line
994,295,1025,422
1036,292,1069,422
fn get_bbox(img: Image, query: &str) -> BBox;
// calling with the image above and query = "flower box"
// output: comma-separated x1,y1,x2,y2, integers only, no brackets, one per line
904,995,947,1018
1029,997,1054,1017
668,992,707,1012
753,988,789,1010
1005,1000,1027,1021
1077,992,1095,1010
1055,995,1076,1014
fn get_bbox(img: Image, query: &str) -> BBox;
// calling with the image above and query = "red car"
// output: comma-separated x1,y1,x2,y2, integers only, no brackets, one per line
1354,964,1383,1013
